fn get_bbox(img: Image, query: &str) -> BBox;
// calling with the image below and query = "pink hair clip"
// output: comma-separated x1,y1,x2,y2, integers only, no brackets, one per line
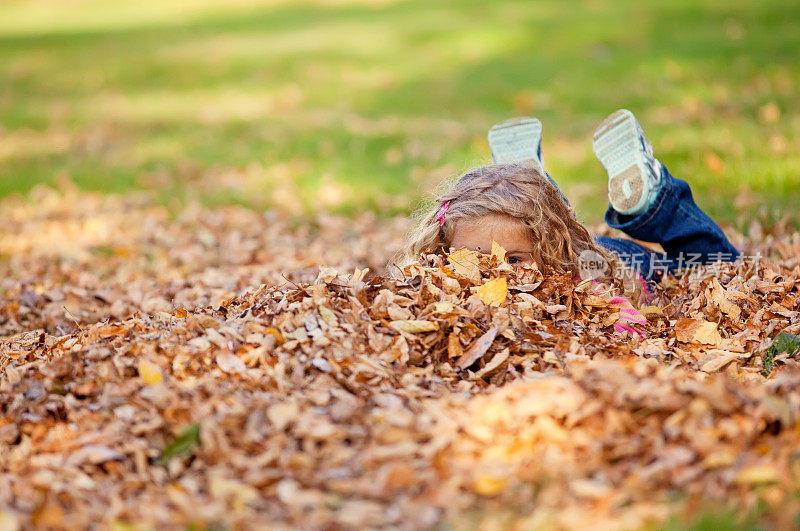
435,200,450,227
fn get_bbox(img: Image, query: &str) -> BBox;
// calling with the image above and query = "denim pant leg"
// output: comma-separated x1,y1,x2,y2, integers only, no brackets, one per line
595,236,669,281
554,173,664,280
604,165,739,267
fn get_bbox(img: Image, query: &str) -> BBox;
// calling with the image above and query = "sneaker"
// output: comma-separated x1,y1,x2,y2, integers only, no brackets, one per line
488,117,545,173
592,109,662,215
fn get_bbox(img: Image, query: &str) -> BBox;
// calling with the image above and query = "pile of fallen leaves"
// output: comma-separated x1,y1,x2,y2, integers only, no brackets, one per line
2,186,800,529
0,183,406,337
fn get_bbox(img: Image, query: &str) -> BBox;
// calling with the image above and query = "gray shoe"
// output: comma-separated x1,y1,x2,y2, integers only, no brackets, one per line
488,117,545,173
592,109,662,215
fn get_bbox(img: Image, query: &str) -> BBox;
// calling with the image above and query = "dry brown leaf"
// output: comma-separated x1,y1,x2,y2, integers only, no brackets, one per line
433,302,455,315
640,305,662,316
389,320,439,333
318,305,337,325
709,278,742,320
216,350,246,374
583,295,608,307
267,401,299,431
65,445,123,466
447,332,463,359
457,325,500,370
675,318,722,346
719,299,741,320
448,248,481,283
473,348,510,379
699,349,740,372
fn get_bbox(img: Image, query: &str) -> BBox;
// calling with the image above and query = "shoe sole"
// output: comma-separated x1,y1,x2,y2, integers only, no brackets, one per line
488,117,544,172
592,109,649,215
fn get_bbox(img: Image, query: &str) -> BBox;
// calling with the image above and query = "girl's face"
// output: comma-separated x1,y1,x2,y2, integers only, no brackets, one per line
450,213,535,265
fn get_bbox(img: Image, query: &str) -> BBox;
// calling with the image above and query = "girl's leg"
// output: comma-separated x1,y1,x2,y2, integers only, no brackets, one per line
604,164,740,267
593,109,739,269
594,235,672,282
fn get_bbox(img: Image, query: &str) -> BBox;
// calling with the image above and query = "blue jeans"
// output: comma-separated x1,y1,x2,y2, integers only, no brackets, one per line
594,165,739,281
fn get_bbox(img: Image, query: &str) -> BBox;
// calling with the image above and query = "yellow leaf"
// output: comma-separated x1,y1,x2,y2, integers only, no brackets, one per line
448,248,481,283
734,465,781,485
389,320,439,333
473,474,508,496
265,327,285,345
138,359,162,385
109,521,136,531
477,277,507,307
703,151,725,176
490,240,506,263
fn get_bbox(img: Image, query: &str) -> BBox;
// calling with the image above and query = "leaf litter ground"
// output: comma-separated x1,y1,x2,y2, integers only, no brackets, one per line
2,187,800,529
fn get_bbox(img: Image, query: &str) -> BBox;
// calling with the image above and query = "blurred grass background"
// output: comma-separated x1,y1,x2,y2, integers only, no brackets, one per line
0,0,798,225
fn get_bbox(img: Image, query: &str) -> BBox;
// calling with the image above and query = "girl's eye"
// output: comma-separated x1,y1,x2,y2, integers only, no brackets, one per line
507,256,521,264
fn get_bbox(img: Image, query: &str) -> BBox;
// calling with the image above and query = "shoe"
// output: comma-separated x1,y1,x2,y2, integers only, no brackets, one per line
592,109,662,215
488,117,545,173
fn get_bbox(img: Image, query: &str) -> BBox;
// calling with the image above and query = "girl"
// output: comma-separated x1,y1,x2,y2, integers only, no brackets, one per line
403,109,740,289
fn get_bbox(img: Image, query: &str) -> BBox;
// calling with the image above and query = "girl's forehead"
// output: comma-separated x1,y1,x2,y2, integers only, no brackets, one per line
456,213,526,232
450,214,532,251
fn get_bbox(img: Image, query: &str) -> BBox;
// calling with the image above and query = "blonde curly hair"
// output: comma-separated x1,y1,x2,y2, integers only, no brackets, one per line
401,163,623,283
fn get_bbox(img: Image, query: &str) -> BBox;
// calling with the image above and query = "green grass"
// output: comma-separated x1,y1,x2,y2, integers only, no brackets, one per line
1,0,799,223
